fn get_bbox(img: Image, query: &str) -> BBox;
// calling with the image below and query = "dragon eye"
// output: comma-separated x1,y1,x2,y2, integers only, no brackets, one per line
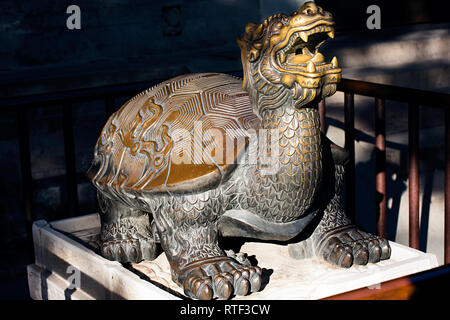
253,42,263,49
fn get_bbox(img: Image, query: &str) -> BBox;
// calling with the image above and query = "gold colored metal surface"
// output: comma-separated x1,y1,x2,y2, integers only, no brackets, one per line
237,1,341,107
89,73,257,193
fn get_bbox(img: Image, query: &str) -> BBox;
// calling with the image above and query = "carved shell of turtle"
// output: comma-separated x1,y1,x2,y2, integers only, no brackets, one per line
88,73,259,195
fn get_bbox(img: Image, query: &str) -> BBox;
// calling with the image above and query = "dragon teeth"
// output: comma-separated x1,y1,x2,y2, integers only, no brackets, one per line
302,47,312,55
307,61,316,73
300,32,308,43
282,25,334,54
331,56,338,67
304,25,333,36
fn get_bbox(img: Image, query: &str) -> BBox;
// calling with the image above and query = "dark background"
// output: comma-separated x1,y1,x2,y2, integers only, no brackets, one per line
2,0,449,98
0,0,448,300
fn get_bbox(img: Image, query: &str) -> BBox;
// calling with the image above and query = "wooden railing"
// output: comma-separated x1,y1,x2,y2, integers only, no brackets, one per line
323,263,449,300
1,76,450,264
326,78,450,264
2,80,163,260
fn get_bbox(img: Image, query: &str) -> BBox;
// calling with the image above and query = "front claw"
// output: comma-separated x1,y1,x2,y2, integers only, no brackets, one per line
100,238,157,263
317,225,391,268
183,271,214,300
179,257,262,300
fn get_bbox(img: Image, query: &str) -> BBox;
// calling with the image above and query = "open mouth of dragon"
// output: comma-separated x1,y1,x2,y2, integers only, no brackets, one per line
276,22,338,75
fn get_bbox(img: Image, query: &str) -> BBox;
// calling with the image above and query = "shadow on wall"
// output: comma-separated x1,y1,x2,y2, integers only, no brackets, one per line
353,147,407,240
325,115,441,251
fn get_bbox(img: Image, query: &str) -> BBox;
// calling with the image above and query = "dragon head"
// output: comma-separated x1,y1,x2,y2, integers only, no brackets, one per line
237,2,341,112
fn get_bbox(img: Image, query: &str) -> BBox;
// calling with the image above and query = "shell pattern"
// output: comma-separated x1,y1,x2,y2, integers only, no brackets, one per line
89,73,260,195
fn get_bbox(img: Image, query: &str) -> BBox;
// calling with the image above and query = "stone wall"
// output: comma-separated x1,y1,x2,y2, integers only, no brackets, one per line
1,0,262,97
2,0,448,97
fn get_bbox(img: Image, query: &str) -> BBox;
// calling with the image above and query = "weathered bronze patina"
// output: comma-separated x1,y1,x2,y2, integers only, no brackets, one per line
88,2,391,300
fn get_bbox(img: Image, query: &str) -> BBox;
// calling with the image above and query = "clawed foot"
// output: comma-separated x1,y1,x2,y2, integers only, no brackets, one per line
318,226,391,268
101,238,157,263
179,257,262,300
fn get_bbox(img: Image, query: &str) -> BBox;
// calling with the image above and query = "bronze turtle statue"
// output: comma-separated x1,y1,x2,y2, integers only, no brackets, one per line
88,2,391,300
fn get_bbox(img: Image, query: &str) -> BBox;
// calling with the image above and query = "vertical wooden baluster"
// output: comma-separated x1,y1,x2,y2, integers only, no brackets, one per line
445,107,450,264
17,106,35,262
375,98,386,238
318,99,326,133
63,103,78,217
408,103,420,249
344,93,356,222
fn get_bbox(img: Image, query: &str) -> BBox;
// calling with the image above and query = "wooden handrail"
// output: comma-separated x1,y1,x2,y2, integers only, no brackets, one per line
2,76,450,108
337,78,450,107
323,264,449,300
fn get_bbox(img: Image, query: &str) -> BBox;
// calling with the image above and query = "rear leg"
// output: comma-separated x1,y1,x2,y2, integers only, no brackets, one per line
97,191,158,263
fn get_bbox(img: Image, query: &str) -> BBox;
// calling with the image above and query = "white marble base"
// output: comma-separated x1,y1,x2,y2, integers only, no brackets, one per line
133,241,438,299
28,213,438,300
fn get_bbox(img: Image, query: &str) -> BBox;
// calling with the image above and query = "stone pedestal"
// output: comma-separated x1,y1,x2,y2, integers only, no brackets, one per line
28,214,438,300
